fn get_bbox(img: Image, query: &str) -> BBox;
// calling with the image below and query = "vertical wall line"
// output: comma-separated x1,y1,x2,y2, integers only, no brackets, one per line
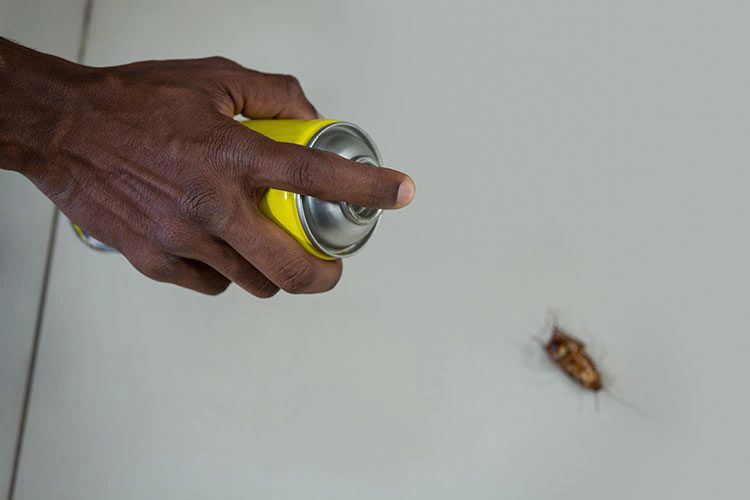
6,2,95,499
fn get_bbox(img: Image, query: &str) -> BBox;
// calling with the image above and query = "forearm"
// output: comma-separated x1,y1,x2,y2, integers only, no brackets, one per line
0,37,90,178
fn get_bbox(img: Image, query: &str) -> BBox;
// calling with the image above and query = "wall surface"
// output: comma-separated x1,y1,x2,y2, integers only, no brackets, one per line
0,1,85,496
8,1,750,499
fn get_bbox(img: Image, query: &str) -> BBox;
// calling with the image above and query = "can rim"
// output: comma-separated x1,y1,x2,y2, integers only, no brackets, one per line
294,121,383,259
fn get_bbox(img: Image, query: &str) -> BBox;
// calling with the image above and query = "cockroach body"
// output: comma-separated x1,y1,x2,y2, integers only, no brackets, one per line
540,320,655,420
544,326,602,392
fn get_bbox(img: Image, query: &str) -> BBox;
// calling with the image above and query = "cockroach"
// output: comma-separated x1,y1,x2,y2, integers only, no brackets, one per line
542,322,654,419
544,325,602,392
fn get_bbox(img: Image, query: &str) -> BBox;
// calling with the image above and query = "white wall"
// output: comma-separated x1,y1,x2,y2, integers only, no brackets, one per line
11,1,750,499
0,1,86,496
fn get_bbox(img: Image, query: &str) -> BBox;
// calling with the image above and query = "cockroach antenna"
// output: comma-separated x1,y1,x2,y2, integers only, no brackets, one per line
602,388,659,423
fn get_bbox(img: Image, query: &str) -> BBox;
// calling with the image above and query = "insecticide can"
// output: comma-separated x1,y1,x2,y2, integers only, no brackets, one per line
71,223,116,252
71,119,383,260
242,119,382,260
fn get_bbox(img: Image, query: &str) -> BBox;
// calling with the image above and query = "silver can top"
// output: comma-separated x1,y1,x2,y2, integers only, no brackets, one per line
298,122,383,258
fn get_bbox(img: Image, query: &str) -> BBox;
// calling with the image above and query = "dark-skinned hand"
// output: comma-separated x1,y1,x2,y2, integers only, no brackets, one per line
0,38,415,297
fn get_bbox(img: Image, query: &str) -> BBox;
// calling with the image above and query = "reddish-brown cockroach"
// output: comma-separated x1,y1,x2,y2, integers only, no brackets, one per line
541,321,654,419
544,325,602,392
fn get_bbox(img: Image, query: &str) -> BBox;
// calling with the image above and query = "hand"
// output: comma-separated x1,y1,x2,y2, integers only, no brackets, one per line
0,40,415,297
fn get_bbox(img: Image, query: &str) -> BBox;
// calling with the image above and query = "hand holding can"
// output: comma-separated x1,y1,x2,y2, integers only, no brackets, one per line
76,119,405,260
0,40,415,296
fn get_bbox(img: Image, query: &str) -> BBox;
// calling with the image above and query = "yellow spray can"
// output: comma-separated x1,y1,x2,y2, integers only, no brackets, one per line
241,119,383,260
72,120,383,260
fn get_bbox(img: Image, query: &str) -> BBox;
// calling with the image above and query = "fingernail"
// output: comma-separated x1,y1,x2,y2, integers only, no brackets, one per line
396,177,416,208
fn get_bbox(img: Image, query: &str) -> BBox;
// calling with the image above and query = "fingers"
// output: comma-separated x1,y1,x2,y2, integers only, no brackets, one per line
234,68,319,119
221,206,343,294
124,231,286,298
201,60,416,208
125,180,344,296
221,122,415,209
261,141,415,209
126,57,318,119
128,251,231,296
180,238,280,298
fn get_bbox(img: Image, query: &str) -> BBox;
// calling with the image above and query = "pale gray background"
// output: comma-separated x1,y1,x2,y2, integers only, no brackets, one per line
2,1,749,499
0,0,86,495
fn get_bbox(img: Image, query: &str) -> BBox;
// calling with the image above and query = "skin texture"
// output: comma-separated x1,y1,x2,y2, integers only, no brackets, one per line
0,38,415,297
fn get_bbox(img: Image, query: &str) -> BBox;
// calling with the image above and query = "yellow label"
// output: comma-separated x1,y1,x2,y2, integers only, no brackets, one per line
242,119,337,145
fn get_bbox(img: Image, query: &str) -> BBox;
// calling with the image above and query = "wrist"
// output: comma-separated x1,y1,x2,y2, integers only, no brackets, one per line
0,38,93,179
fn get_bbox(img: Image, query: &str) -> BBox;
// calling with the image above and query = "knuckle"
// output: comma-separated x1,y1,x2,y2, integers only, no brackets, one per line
323,268,342,292
205,55,236,68
204,278,231,296
280,74,303,97
137,252,179,282
204,122,247,175
277,258,317,294
284,152,319,193
153,221,190,253
177,181,224,226
254,280,280,299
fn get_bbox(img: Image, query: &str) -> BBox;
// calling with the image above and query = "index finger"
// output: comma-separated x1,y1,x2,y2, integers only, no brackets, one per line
232,125,416,209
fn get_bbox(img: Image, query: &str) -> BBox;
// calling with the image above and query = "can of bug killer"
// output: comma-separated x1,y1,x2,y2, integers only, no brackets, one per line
71,119,383,260
71,224,117,251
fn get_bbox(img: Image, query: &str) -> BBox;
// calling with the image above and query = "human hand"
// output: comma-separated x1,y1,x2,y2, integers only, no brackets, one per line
0,40,415,297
